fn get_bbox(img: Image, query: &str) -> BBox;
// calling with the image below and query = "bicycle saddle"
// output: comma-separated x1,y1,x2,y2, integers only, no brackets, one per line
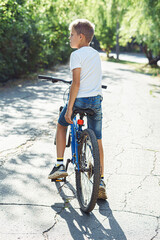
73,108,95,116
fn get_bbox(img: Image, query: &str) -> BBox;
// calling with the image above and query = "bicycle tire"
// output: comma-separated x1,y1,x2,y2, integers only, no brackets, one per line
76,129,100,213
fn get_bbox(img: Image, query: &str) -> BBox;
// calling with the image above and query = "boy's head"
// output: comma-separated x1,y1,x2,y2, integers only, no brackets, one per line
69,19,95,48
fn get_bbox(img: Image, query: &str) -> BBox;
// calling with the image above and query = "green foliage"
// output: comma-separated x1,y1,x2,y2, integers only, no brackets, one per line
83,0,117,56
0,0,97,82
0,0,159,82
0,0,42,80
0,0,73,82
120,0,160,63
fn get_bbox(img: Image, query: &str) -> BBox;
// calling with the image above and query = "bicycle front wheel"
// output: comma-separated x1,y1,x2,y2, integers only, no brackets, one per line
76,129,100,213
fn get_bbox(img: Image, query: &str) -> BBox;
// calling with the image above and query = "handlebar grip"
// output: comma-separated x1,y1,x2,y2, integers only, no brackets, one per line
38,75,53,80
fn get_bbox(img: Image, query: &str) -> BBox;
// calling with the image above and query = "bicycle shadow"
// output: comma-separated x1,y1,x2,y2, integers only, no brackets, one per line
51,181,127,240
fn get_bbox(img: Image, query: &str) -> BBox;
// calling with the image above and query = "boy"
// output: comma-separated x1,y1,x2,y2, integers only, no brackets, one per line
48,19,107,200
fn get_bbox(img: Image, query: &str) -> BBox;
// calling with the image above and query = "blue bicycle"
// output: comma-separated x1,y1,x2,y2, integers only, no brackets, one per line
38,75,107,212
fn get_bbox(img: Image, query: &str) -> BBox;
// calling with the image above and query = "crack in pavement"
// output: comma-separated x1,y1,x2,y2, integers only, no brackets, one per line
150,217,160,240
105,147,124,188
0,202,51,208
151,152,158,176
42,210,61,240
42,179,77,239
1,201,159,238
0,139,34,165
119,146,159,210
122,175,149,210
41,201,160,240
113,147,124,174
0,127,54,166
42,199,73,239
110,209,160,219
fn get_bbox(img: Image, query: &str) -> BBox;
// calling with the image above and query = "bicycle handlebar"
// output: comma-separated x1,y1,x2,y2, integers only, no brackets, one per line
38,75,107,89
38,75,72,84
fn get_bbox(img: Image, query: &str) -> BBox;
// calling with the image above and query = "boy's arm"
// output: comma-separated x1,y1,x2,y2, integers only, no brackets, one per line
65,68,81,124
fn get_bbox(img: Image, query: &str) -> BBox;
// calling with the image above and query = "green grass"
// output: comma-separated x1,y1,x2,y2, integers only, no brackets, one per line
101,55,160,78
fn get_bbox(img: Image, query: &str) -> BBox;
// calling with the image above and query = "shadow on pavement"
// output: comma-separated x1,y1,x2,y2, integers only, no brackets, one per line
149,83,160,95
52,181,127,240
0,77,64,205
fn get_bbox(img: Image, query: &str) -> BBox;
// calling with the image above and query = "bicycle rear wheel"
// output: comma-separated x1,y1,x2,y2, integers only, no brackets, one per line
76,129,100,213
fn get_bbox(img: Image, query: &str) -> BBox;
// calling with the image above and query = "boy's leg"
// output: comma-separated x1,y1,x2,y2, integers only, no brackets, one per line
55,104,69,159
48,104,69,180
56,123,67,158
87,116,107,199
97,139,104,176
48,123,68,179
97,139,107,199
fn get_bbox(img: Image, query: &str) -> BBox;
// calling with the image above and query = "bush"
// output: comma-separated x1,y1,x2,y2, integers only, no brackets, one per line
0,0,71,82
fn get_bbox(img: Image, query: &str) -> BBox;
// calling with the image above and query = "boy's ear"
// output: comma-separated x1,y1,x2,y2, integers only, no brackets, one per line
80,33,84,39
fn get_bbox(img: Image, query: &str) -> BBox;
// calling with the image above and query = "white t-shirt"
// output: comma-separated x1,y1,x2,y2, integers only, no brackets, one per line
70,46,102,98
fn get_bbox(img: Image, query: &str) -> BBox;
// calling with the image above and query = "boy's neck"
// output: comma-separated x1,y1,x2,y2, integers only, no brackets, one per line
78,43,90,49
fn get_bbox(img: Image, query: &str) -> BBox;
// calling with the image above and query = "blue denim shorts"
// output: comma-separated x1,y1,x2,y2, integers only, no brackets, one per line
58,95,103,139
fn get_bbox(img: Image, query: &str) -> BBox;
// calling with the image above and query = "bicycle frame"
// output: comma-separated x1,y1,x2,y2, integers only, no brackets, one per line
70,115,83,171
38,74,107,211
38,74,107,176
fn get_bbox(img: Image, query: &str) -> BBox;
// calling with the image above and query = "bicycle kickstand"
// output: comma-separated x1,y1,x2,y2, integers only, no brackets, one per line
63,158,71,183
66,158,71,171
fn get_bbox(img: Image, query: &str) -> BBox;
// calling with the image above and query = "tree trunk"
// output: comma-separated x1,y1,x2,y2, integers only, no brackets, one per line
143,45,160,66
106,49,110,58
116,21,120,60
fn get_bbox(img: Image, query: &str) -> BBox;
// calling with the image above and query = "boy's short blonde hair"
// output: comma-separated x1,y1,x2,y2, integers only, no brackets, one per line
69,19,95,43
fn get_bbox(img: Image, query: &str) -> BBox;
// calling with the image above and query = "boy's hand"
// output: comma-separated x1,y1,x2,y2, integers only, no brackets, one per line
65,108,73,124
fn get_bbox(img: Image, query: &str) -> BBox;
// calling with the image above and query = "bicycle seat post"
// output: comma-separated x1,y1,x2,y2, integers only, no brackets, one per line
80,112,85,120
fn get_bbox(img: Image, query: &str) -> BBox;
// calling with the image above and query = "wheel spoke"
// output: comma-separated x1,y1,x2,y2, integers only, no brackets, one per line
80,136,94,206
76,129,100,212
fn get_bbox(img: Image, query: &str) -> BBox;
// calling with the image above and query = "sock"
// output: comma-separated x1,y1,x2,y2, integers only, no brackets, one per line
56,158,63,166
101,175,104,180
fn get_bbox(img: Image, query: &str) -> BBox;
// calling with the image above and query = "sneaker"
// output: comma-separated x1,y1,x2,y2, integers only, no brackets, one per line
48,164,68,180
98,179,107,200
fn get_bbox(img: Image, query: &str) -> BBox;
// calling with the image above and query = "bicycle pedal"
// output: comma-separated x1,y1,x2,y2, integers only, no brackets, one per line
51,178,66,182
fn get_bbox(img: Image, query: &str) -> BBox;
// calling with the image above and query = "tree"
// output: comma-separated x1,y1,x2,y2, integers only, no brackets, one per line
1,0,159,82
0,0,44,81
120,0,160,66
84,0,116,57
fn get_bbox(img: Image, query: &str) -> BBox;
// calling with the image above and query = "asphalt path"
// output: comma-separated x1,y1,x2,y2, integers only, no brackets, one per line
0,57,160,240
109,52,148,64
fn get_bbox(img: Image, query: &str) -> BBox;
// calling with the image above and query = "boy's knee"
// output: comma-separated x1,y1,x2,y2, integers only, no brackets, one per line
57,123,67,131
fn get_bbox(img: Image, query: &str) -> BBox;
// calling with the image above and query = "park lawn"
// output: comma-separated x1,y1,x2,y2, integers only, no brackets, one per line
101,55,160,79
